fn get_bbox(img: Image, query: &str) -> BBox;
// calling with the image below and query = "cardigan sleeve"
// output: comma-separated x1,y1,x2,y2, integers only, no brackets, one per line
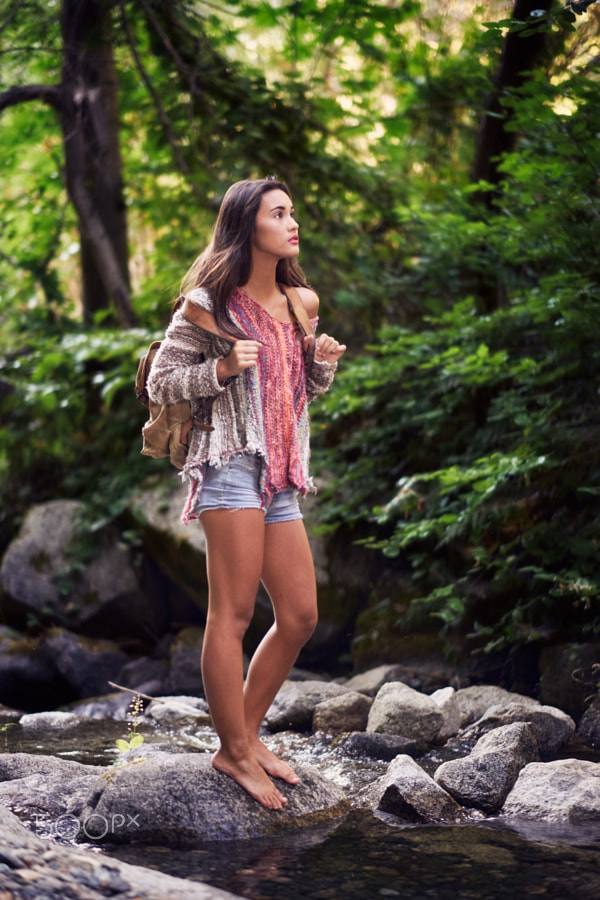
147,311,232,404
305,358,337,403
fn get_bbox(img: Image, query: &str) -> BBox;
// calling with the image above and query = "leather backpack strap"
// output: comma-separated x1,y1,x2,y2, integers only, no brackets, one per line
281,285,314,337
280,284,316,370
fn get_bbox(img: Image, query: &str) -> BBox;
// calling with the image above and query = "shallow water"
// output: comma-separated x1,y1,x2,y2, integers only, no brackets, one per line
12,720,600,900
106,813,600,900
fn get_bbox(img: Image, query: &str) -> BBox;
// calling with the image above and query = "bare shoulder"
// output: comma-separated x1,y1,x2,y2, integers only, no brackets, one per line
289,285,319,318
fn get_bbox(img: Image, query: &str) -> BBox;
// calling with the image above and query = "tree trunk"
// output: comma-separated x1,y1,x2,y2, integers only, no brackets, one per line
60,0,136,326
471,0,554,201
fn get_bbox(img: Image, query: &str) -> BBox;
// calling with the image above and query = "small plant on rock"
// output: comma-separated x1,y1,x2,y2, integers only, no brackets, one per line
115,693,145,764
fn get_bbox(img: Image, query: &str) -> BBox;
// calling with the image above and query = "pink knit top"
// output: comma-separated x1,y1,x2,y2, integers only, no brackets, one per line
229,288,312,499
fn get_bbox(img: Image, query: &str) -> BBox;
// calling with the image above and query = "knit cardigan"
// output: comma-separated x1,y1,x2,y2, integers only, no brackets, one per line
147,308,337,522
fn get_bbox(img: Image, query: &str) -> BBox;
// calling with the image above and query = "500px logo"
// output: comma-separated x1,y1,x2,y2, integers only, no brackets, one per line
33,812,141,841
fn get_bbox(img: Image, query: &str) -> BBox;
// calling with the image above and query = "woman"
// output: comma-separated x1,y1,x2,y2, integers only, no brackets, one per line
148,177,346,810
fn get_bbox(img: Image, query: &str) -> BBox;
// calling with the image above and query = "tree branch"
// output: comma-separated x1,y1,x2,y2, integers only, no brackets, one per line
118,0,202,201
0,0,27,38
0,83,61,113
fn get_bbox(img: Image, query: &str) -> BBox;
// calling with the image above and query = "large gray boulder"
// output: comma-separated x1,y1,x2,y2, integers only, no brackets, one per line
167,625,205,695
0,753,99,819
42,627,130,699
313,690,372,734
116,655,170,696
0,805,239,900
0,748,348,844
145,695,211,728
343,664,413,697
577,698,600,749
434,722,540,813
0,625,67,711
462,702,575,755
0,500,167,640
366,681,443,742
128,479,209,610
79,752,348,843
358,754,478,824
431,686,461,741
538,642,600,719
454,685,539,727
501,759,600,824
264,680,350,732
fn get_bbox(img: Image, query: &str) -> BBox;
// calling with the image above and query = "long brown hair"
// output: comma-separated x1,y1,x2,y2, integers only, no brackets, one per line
181,177,310,339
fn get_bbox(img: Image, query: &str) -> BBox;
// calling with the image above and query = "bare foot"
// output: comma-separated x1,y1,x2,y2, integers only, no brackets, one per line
211,748,288,810
249,737,300,785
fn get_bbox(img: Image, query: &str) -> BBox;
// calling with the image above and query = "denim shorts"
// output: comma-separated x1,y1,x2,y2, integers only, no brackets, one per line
194,453,302,524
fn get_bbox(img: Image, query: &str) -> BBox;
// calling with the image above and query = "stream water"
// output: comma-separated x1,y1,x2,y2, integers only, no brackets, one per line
12,720,600,900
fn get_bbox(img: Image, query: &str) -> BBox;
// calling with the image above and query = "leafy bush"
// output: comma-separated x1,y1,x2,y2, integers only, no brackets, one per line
0,318,164,539
311,48,600,659
314,271,600,657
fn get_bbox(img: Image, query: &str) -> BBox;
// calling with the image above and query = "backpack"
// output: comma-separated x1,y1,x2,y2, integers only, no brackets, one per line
135,286,314,470
135,297,192,470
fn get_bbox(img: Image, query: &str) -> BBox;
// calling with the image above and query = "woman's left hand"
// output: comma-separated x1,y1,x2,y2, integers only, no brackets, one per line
304,333,347,364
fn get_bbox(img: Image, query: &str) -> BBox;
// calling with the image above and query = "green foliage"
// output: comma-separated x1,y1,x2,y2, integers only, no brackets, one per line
311,11,600,657
315,94,600,656
0,318,163,533
316,271,600,655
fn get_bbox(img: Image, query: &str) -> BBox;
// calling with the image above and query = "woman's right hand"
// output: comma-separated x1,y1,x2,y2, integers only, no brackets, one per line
216,340,262,382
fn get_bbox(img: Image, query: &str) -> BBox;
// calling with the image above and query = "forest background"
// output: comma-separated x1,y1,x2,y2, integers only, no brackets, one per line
1,0,599,677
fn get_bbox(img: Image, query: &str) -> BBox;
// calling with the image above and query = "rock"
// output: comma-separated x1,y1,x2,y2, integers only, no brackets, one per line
43,627,130,699
455,685,539,727
343,664,412,697
264,680,350,732
168,625,205,695
577,698,600,749
0,752,95,783
116,655,170,694
0,702,23,724
0,752,99,819
117,741,197,761
0,625,69,711
434,722,540,813
431,686,461,741
0,499,167,641
539,642,600,720
313,691,372,734
64,691,135,720
286,667,329,682
366,681,444,742
501,759,600,824
145,695,211,728
462,702,576,755
19,710,83,730
128,479,209,608
79,752,348,843
0,805,239,899
336,731,428,761
359,754,476,824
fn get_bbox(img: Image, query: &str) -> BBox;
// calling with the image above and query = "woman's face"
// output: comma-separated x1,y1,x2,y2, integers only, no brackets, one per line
252,189,299,261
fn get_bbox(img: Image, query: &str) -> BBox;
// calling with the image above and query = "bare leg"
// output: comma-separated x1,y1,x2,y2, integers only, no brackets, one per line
200,508,288,810
244,518,318,783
